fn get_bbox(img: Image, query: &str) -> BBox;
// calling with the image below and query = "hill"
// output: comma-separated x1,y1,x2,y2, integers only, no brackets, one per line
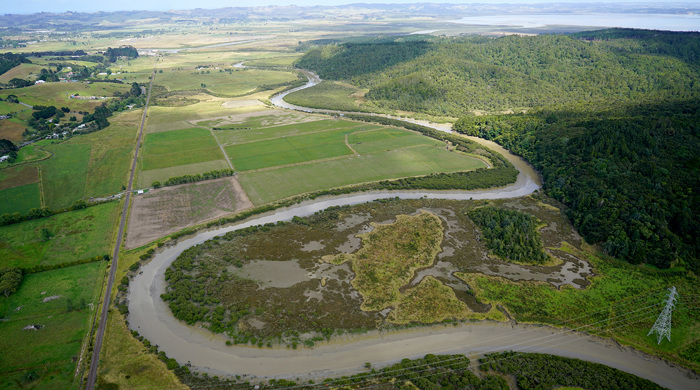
454,98,700,272
295,29,700,116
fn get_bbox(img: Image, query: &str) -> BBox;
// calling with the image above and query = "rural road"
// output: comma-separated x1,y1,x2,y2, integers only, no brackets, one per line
85,61,157,390
127,68,699,389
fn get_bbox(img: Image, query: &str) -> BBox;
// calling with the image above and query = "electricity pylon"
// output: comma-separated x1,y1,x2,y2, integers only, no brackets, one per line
647,286,678,344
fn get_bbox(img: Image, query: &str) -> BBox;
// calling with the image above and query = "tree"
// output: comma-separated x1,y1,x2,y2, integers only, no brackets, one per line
40,228,53,241
130,82,141,97
8,78,31,88
7,150,18,164
0,267,23,298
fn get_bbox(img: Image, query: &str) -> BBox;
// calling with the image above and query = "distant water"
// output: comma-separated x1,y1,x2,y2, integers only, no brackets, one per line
450,13,700,32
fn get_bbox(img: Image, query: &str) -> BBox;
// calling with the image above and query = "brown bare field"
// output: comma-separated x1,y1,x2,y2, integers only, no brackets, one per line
0,164,38,190
0,120,26,142
125,177,252,249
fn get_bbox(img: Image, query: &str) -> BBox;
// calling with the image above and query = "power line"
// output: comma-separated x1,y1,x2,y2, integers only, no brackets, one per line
187,291,670,390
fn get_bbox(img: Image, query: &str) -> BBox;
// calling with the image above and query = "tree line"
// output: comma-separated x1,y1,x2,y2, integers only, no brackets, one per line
153,168,236,188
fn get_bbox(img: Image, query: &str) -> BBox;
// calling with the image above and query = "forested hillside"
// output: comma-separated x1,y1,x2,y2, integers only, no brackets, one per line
296,29,700,116
0,52,30,75
296,29,700,272
454,99,700,271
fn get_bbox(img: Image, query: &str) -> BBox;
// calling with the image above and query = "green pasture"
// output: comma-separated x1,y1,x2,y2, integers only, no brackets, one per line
79,111,140,198
0,82,130,112
27,57,102,68
150,68,298,95
2,141,52,166
284,81,373,112
40,142,91,210
0,183,41,215
244,55,300,67
139,127,224,171
0,201,119,269
146,101,266,133
0,101,25,115
0,63,44,84
136,160,230,188
212,118,368,145
225,127,357,171
348,127,444,154
0,261,105,389
0,110,138,213
239,145,487,204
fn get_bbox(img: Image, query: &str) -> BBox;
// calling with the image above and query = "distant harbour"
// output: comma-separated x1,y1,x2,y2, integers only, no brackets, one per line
450,13,700,32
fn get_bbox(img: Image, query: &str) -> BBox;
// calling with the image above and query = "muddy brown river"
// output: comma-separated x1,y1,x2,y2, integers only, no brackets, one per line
128,70,699,389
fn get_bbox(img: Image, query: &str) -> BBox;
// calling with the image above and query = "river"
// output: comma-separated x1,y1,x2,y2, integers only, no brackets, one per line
127,69,698,389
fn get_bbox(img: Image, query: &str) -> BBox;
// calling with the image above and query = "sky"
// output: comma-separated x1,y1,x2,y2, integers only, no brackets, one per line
3,1,691,15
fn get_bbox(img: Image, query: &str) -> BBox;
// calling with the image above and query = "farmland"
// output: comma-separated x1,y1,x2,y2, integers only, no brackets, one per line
238,142,486,204
0,261,106,389
0,201,120,269
284,80,373,113
139,127,224,171
152,68,300,96
0,82,130,112
0,109,140,213
0,8,697,390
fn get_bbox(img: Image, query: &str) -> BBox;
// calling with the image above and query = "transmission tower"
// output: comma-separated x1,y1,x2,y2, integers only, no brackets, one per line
647,286,678,344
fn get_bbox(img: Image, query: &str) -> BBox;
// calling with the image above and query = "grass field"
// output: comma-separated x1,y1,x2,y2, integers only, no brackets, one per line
0,164,41,214
239,144,487,204
0,141,52,167
136,160,231,189
0,109,140,212
139,127,224,171
151,68,299,96
225,127,358,171
0,183,41,215
0,63,44,83
348,127,446,154
0,101,26,115
0,118,27,142
0,261,106,389
0,201,120,269
213,118,368,144
244,55,300,67
145,99,266,133
40,142,91,210
284,81,374,112
0,82,130,112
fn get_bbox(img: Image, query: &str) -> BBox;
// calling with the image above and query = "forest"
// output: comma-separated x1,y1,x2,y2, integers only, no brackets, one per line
469,206,549,264
0,52,30,75
295,29,700,116
480,352,662,390
454,98,700,271
295,29,700,272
